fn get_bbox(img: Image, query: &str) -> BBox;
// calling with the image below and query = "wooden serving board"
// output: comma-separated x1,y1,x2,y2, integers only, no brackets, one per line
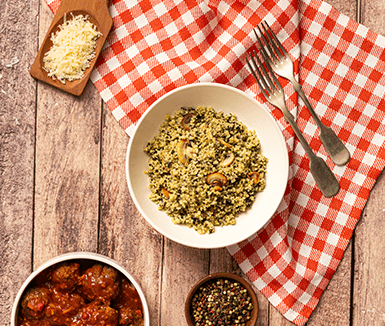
30,0,113,96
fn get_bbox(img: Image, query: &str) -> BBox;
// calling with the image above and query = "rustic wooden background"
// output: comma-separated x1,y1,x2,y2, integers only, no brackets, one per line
1,0,384,325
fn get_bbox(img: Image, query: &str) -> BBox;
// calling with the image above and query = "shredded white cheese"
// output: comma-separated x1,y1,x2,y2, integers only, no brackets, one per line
43,13,102,84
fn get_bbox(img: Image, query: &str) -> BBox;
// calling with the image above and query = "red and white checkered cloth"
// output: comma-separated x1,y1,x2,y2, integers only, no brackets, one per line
45,0,385,324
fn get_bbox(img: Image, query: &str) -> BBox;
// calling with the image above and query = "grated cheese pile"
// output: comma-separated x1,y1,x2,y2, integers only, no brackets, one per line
43,13,102,84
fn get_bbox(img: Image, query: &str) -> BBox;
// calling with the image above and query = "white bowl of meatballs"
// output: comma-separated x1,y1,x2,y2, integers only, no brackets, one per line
11,252,149,326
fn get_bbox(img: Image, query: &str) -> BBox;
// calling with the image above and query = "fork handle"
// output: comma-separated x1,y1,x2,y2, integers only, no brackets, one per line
290,78,351,166
283,111,340,197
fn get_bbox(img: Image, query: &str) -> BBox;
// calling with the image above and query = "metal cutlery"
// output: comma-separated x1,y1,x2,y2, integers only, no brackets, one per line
245,50,340,197
254,21,351,166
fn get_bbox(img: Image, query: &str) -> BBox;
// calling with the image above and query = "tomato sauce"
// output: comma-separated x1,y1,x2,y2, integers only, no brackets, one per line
17,261,144,326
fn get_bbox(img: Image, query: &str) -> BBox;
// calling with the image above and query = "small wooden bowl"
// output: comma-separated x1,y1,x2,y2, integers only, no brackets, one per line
30,0,113,96
185,272,259,326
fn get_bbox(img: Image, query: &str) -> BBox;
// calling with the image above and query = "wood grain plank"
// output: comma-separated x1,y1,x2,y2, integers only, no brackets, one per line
0,0,39,323
269,305,296,326
307,243,352,326
304,0,358,325
360,0,385,36
326,0,358,21
300,0,355,318
350,1,385,326
352,172,385,326
161,240,209,325
268,0,358,324
33,0,102,267
98,106,163,326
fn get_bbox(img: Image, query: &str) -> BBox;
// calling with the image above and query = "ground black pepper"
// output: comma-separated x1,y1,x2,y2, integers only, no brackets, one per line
191,278,253,326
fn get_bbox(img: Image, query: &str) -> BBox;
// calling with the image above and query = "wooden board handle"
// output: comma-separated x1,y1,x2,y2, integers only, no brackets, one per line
55,0,111,19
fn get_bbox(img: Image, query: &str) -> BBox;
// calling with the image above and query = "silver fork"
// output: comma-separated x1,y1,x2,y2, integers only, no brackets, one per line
255,21,350,166
245,51,340,197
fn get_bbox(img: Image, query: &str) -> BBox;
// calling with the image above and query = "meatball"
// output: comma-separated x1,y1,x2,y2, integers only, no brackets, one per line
70,302,118,326
21,287,52,320
52,262,80,292
78,264,120,303
45,288,85,325
118,306,143,326
33,267,53,288
17,318,52,326
113,278,143,326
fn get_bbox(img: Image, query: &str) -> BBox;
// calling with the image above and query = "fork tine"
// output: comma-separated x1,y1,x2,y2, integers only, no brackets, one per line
251,50,277,93
253,28,274,67
246,49,284,103
245,55,261,87
257,42,275,73
249,52,270,91
245,54,270,99
253,50,284,94
255,24,280,66
261,21,290,59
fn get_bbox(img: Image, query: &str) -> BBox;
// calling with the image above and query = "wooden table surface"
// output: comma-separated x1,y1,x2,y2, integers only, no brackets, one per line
1,0,385,325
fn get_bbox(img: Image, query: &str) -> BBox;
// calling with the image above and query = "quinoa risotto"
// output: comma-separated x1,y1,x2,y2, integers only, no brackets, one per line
144,106,268,234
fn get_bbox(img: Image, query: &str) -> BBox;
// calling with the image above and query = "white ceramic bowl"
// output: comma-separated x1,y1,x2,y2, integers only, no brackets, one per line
126,82,288,248
11,252,150,326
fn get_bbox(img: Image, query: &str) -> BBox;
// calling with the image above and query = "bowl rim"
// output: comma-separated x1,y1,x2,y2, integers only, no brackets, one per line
126,82,289,248
184,272,259,326
10,252,150,326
